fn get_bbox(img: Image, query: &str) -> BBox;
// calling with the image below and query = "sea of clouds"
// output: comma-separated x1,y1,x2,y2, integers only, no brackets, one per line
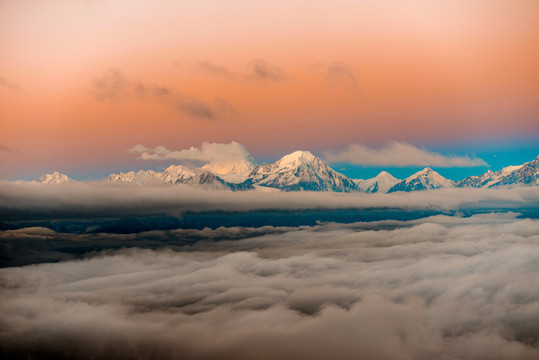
1,211,539,359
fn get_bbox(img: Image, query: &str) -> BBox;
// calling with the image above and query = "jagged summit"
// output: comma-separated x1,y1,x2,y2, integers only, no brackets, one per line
388,167,454,193
458,155,538,188
38,171,72,184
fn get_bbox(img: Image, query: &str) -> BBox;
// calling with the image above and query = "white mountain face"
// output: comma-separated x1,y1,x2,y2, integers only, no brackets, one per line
38,171,73,184
201,159,257,184
388,168,454,193
458,155,539,188
105,170,163,185
248,150,360,192
105,164,252,190
355,171,400,193
201,158,257,176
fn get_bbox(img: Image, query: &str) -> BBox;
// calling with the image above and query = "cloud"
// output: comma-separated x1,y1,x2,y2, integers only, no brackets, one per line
0,77,21,91
0,144,15,153
1,213,538,359
89,68,130,101
184,59,287,83
324,142,488,167
176,98,236,121
196,61,233,77
177,100,215,119
326,62,359,90
248,59,287,82
128,141,253,164
90,68,236,120
90,68,173,102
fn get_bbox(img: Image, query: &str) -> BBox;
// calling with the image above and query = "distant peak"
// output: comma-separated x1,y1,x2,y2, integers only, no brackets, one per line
409,167,438,179
376,171,396,178
38,171,72,184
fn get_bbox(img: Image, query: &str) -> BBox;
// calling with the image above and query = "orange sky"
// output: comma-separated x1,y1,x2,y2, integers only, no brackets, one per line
1,0,538,178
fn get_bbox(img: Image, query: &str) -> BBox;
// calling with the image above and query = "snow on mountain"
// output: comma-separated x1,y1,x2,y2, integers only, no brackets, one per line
458,155,539,188
161,165,198,184
201,159,257,184
105,164,252,190
355,171,400,193
38,171,73,184
105,170,163,185
248,150,360,192
388,168,454,193
201,158,257,176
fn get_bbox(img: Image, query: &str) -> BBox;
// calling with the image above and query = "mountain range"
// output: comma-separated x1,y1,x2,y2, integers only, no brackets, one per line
37,152,539,193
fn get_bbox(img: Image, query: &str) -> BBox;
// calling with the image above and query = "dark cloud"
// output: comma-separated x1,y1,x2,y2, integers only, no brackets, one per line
196,61,232,77
177,100,215,120
1,213,538,359
177,97,237,120
249,59,287,82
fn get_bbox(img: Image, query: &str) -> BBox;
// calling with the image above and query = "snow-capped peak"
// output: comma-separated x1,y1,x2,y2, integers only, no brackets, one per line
356,171,400,193
248,151,359,192
38,171,72,184
388,167,453,192
278,150,317,167
406,168,453,186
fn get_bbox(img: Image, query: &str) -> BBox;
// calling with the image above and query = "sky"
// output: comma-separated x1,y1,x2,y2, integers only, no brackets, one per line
1,0,538,180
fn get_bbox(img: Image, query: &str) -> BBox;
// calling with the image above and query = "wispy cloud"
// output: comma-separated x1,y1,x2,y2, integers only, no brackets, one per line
90,68,236,120
0,144,16,153
313,62,359,91
182,59,288,83
0,77,21,91
90,68,172,102
176,98,237,121
248,59,287,82
324,142,488,167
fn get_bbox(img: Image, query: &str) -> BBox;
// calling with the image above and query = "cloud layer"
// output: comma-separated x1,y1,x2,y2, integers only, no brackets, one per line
1,213,538,359
1,180,538,222
324,142,488,167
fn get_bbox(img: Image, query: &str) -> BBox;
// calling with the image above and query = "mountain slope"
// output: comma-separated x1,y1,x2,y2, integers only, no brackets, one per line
105,170,163,185
248,150,360,192
388,168,454,193
105,165,252,190
458,155,539,188
355,171,400,193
